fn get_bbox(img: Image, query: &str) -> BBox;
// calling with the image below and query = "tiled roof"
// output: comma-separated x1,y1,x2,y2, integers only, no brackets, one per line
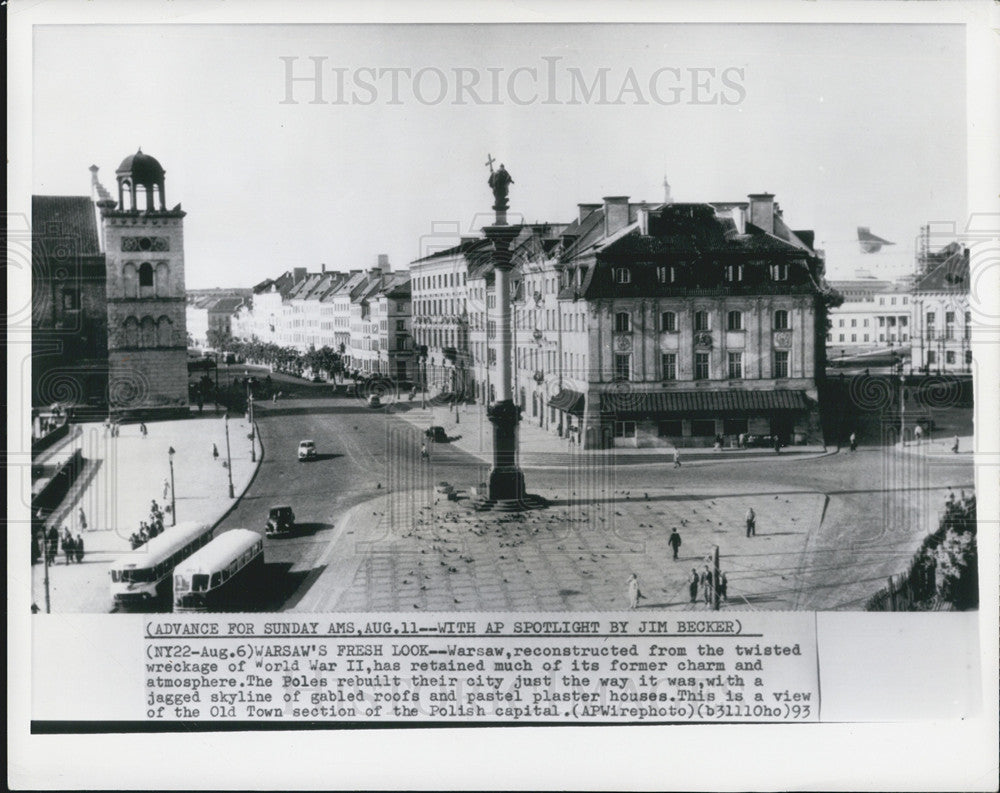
599,389,811,416
32,196,102,255
208,297,245,314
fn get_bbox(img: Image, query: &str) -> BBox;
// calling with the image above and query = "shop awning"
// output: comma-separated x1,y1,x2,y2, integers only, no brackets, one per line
548,388,586,417
598,389,811,416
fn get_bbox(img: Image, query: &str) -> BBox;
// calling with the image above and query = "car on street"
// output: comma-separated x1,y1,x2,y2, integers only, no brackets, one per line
425,425,448,443
265,505,296,537
297,440,317,461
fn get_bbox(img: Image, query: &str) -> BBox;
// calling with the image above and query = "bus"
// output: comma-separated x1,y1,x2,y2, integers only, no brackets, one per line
172,529,264,612
109,521,215,608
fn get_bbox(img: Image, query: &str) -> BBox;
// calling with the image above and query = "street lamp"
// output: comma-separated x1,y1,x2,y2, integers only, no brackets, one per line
168,446,177,525
248,391,256,463
898,366,906,448
223,413,235,499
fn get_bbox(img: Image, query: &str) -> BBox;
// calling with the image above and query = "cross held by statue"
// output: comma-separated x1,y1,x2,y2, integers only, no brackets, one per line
485,153,495,172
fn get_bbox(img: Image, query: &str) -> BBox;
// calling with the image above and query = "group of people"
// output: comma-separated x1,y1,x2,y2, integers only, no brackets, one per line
39,526,84,565
689,566,728,605
129,500,167,550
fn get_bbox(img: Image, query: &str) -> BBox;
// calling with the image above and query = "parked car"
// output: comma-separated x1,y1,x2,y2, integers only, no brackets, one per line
297,440,317,460
265,505,296,537
425,426,448,443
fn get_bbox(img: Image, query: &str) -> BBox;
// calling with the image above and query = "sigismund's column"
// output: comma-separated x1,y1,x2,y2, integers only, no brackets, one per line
484,161,526,503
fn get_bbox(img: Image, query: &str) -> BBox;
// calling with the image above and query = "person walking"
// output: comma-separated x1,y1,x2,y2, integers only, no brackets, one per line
849,432,857,452
773,435,781,454
745,507,756,538
952,435,960,454
719,572,728,603
75,534,85,563
627,573,642,610
738,432,746,449
702,567,713,604
212,443,219,461
689,569,699,603
46,526,59,565
163,478,171,500
140,422,148,438
62,530,74,565
78,507,87,532
673,448,681,469
914,424,923,445
668,529,682,560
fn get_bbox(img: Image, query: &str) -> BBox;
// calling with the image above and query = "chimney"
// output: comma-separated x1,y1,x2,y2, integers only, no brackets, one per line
377,253,391,272
578,203,602,223
603,196,630,237
747,193,775,234
293,267,307,283
321,263,326,274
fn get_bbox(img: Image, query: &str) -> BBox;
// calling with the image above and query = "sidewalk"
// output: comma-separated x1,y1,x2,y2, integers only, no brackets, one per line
32,411,262,612
895,434,975,459
391,399,828,467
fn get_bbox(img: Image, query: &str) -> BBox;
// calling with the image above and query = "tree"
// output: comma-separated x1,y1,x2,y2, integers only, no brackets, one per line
207,327,233,350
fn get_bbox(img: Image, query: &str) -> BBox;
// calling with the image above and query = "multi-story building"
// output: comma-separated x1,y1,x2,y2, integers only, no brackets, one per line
538,192,832,449
326,270,369,366
910,244,971,373
826,278,911,353
370,273,414,381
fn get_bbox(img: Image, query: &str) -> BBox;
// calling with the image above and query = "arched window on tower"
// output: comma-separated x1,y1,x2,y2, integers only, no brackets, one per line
155,262,170,297
140,316,156,348
139,263,154,298
122,263,138,298
156,316,173,347
123,316,140,348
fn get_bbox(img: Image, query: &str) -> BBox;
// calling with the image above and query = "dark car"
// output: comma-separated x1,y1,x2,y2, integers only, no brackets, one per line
266,505,296,537
425,426,448,443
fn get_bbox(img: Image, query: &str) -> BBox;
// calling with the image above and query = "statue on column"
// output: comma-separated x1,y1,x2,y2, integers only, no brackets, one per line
486,155,514,212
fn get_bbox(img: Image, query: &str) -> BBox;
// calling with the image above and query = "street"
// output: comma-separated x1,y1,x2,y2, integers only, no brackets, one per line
214,384,974,612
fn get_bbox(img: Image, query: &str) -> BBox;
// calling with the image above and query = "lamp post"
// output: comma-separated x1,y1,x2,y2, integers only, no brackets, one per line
898,366,906,447
223,413,235,499
248,391,256,462
168,446,177,525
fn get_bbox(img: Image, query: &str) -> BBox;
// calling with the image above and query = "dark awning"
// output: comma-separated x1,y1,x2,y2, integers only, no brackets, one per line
548,388,586,417
599,389,811,416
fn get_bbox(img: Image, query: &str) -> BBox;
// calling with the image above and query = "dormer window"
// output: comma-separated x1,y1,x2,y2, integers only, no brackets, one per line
613,267,631,284
725,265,744,282
657,265,675,283
771,263,788,281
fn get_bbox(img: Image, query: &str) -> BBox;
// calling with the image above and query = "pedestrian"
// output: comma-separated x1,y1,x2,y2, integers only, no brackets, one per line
689,569,699,603
31,603,40,614
130,533,140,550
75,534,85,563
140,422,148,438
914,424,923,445
948,488,956,505
738,432,746,449
673,448,681,468
78,506,88,532
163,478,171,500
952,435,960,454
713,434,722,451
46,526,59,564
849,432,857,452
702,567,713,604
213,443,219,461
62,530,74,565
668,528,682,560
719,572,728,603
773,435,781,454
745,507,756,538
627,573,642,610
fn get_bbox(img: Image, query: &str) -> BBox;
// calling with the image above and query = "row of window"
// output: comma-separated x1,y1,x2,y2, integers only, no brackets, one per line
612,350,790,381
613,418,752,439
615,309,791,333
612,263,790,285
837,316,909,328
926,350,972,365
413,272,467,291
120,315,175,348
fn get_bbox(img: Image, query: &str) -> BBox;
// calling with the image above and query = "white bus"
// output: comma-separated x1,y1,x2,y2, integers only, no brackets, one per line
172,529,264,612
109,521,215,608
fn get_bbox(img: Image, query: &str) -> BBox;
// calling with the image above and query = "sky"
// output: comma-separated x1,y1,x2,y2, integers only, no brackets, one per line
32,23,967,288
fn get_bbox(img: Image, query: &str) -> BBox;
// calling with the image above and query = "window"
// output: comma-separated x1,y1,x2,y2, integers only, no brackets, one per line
614,354,631,381
727,351,743,379
838,319,845,328
850,319,857,327
614,268,631,284
965,311,971,340
891,297,897,306
396,319,405,331
615,312,631,332
771,263,788,281
851,334,856,342
658,420,682,437
945,311,955,339
946,351,956,365
965,350,973,365
864,334,869,342
863,319,869,327
826,333,832,342
727,311,743,331
661,353,676,381
723,418,748,436
926,311,935,326
657,266,675,283
927,350,936,364
903,297,908,304
694,311,710,331
879,297,885,306
725,264,743,282
691,419,716,436
660,311,676,332
694,352,710,380
839,334,844,342
899,316,908,327
774,310,789,330
139,262,154,288
774,350,789,378
613,421,636,438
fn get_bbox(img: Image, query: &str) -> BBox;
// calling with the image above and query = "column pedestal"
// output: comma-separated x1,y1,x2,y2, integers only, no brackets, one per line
487,399,525,501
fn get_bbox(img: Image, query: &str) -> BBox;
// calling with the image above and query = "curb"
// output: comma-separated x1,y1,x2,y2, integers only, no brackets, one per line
208,420,266,534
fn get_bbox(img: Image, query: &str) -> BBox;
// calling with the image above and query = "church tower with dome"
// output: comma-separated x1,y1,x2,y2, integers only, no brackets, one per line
101,148,190,418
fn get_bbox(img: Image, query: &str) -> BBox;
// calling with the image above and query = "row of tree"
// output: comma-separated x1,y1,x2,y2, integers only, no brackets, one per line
208,330,346,380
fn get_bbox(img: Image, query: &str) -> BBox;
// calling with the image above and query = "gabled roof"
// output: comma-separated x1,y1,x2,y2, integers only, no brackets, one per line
912,247,969,293
378,272,411,299
32,196,102,256
208,296,245,314
411,237,491,265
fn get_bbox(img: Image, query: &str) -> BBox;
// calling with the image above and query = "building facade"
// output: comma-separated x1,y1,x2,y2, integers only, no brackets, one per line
910,245,971,373
826,279,911,353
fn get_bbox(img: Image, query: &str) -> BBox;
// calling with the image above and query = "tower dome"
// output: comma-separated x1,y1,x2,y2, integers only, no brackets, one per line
115,148,167,211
